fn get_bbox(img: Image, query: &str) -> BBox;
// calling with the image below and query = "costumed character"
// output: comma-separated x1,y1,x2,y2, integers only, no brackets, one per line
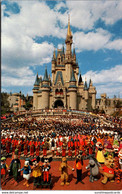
56,137,62,156
35,138,41,157
114,149,122,184
23,138,28,156
17,139,22,156
1,157,8,186
86,139,94,156
104,142,114,158
68,138,73,157
113,139,119,157
29,140,35,157
1,137,6,150
59,157,72,186
96,142,105,164
50,138,56,157
118,149,122,170
100,155,115,184
9,149,21,186
6,138,11,155
62,138,67,157
72,151,84,184
86,155,101,182
11,138,17,153
31,156,42,189
20,159,31,187
42,138,48,156
74,138,80,156
41,157,52,183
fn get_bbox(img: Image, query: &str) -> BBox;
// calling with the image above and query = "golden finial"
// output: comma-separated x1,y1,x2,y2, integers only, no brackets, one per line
67,14,72,37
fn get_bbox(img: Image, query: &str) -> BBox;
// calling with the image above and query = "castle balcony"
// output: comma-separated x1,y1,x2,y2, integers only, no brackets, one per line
55,93,64,99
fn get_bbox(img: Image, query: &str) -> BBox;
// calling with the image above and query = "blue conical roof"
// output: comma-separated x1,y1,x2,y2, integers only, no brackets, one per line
89,78,92,87
34,73,39,86
70,69,76,82
43,67,49,81
62,44,64,53
84,80,88,90
78,73,82,83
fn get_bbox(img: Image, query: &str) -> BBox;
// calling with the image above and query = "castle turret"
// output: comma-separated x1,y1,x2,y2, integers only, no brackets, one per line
84,78,88,96
40,67,50,109
33,73,40,110
68,69,77,109
73,45,76,62
88,78,96,110
78,72,84,92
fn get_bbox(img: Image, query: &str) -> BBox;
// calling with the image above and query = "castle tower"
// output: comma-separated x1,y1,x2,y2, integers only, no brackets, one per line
33,73,39,110
84,78,88,100
68,69,77,109
32,16,96,111
88,78,96,110
52,49,56,84
65,15,73,84
40,67,50,109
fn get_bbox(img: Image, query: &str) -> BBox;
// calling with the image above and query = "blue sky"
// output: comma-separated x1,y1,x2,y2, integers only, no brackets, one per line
1,0,122,98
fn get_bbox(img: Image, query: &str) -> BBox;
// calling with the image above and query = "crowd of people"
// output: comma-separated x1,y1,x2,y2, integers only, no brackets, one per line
1,113,122,158
1,113,122,188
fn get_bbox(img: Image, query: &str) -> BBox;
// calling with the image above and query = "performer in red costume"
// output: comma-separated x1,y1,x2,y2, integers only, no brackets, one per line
68,138,73,157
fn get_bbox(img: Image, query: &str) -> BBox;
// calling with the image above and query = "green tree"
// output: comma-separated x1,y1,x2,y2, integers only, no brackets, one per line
1,92,10,115
23,96,33,110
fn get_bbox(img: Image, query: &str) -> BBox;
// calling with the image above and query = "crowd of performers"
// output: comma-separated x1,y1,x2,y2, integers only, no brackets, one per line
1,114,122,188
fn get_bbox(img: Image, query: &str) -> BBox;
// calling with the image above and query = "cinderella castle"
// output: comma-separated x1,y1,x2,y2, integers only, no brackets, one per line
33,17,96,111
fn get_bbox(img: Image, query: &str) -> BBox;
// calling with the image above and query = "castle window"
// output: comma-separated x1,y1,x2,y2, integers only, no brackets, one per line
58,57,61,65
60,89,63,95
55,89,59,95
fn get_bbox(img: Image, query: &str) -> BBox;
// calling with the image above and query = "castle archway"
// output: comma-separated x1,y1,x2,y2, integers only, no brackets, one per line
54,100,64,108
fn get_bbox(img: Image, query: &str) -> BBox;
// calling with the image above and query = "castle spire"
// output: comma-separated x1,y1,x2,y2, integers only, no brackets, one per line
43,66,49,81
78,73,82,84
67,14,72,37
34,72,39,85
84,77,88,90
65,15,73,59
62,44,64,53
52,49,56,60
70,69,76,82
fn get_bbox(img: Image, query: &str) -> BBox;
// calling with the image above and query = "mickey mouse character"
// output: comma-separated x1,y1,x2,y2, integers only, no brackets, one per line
41,157,52,183
31,156,42,189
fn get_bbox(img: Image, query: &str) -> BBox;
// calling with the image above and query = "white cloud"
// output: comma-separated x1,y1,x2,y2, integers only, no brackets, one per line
106,39,122,52
83,65,122,84
2,34,54,68
1,65,36,87
73,28,111,52
54,2,66,11
73,29,122,52
66,1,122,30
1,1,67,73
82,65,122,98
2,74,35,87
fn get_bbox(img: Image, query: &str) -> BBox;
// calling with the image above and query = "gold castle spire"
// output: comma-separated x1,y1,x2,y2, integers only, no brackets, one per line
67,14,72,37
